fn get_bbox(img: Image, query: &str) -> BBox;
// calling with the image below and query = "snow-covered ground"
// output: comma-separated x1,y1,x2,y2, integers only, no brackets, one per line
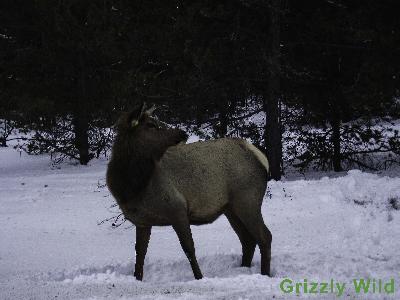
1,145,399,299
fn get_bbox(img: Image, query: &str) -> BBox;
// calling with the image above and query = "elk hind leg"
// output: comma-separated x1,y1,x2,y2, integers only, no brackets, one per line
225,209,256,267
235,211,272,276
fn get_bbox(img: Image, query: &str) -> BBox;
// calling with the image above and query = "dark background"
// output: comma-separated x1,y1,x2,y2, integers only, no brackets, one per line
1,0,399,179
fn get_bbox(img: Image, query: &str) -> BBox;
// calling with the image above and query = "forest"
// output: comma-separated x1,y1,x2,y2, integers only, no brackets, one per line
1,0,399,180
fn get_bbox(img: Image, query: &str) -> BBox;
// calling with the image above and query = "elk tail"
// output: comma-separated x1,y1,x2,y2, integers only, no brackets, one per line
242,141,270,177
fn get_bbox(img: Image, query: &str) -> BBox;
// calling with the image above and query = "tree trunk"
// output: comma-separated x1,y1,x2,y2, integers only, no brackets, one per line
331,116,342,172
263,0,282,180
216,105,228,138
214,92,230,138
0,137,6,147
1,120,8,147
263,98,282,180
73,112,90,165
73,52,90,165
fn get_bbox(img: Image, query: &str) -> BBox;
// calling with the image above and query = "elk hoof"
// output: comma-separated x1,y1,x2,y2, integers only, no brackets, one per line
134,271,143,281
261,270,271,277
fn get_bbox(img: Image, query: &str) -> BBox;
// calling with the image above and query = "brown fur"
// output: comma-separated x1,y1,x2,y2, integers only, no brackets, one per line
106,105,272,280
107,108,187,203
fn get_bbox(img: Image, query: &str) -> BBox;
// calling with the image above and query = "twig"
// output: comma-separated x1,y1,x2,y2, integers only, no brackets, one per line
97,213,125,226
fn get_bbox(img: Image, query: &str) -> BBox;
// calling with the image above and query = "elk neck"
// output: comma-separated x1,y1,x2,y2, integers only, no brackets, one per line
108,133,156,201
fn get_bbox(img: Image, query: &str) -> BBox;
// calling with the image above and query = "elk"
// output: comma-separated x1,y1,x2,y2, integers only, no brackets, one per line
106,103,272,280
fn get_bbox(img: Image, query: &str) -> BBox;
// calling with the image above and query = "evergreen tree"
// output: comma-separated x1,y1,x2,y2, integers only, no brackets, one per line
1,0,128,163
282,0,400,171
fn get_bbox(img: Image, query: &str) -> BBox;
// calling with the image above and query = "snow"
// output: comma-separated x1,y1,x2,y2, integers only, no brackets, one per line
1,145,399,299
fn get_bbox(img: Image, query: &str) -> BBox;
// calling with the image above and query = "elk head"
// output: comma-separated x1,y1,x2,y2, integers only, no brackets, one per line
112,102,188,160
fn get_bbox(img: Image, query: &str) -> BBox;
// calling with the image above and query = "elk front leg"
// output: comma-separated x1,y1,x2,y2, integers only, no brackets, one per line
134,226,152,281
173,220,203,280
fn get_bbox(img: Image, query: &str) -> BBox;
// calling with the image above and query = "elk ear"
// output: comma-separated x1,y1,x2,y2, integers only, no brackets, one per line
129,102,146,128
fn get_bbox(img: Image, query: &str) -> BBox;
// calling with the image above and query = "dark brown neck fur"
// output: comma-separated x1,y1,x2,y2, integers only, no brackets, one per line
107,126,187,204
107,132,155,203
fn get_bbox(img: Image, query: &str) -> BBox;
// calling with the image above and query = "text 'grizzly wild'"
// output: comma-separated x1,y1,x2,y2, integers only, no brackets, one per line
106,103,272,280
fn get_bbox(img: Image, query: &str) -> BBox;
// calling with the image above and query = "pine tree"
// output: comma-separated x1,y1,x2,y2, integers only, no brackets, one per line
282,0,400,171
